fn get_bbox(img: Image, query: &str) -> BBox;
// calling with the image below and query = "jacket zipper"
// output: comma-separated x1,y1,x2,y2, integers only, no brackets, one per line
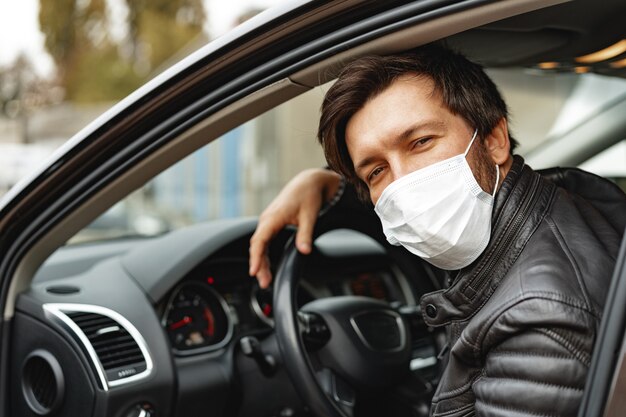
463,173,544,297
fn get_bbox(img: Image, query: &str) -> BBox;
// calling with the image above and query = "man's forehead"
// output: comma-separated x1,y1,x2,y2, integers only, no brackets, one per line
345,77,450,142
353,75,445,122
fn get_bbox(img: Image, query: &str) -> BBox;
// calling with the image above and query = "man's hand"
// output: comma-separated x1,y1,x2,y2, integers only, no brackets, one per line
249,168,342,288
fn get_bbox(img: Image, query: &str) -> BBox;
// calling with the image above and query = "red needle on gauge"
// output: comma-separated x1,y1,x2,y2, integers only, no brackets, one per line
204,308,215,336
170,316,192,330
263,304,272,317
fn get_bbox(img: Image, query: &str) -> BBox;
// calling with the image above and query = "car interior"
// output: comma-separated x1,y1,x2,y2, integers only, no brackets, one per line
3,0,626,417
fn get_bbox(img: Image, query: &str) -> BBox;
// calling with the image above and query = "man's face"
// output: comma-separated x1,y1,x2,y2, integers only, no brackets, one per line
345,74,498,204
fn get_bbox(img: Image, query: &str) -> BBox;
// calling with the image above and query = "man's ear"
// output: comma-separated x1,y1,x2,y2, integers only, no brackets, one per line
484,117,511,165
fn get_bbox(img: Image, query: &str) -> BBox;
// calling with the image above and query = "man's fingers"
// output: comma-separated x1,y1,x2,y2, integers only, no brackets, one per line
250,211,288,283
249,232,270,276
249,233,272,287
295,204,318,254
256,256,273,289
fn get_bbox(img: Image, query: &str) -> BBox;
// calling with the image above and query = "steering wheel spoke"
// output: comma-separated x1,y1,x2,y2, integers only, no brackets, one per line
315,368,356,417
298,311,331,350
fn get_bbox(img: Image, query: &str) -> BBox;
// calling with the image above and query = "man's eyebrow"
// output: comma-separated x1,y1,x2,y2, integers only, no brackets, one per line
354,120,446,174
394,120,445,144
354,156,378,176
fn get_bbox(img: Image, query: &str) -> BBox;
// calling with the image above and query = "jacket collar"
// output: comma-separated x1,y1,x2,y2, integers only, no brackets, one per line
420,156,556,326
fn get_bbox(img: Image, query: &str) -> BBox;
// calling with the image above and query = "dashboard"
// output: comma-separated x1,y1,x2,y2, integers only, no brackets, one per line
12,219,441,417
159,257,414,357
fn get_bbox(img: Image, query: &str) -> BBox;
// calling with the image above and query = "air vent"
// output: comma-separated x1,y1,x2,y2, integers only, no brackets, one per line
21,350,64,415
66,312,147,383
44,303,153,390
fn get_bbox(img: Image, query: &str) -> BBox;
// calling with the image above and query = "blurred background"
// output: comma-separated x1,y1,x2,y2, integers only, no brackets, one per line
1,0,625,243
0,0,282,192
0,0,316,242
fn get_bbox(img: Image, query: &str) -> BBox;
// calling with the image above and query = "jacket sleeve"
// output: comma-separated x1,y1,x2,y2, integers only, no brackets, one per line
472,296,596,417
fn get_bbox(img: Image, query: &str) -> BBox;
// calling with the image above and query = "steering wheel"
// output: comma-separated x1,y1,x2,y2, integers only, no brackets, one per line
273,230,412,417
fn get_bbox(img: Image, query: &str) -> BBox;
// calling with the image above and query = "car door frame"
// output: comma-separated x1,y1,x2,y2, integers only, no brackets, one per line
578,234,626,417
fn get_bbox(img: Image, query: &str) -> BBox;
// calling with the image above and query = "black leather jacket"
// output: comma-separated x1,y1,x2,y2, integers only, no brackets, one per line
421,156,626,417
331,156,626,417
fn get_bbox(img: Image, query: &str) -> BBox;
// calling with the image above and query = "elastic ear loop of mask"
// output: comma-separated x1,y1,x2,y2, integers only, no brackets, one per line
464,129,500,198
492,164,500,198
463,129,479,156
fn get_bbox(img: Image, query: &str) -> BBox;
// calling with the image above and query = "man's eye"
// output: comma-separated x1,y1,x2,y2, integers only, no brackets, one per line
368,167,384,182
413,137,433,148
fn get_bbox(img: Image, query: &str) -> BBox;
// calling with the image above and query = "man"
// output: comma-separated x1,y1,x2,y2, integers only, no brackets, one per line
249,45,626,416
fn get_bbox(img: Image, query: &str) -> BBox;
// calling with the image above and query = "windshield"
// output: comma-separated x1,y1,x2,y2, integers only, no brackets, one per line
70,68,626,244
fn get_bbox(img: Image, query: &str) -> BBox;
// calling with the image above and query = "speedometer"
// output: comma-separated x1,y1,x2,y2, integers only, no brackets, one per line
163,282,233,354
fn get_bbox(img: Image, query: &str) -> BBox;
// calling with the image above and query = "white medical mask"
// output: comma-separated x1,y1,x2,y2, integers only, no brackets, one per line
374,130,499,270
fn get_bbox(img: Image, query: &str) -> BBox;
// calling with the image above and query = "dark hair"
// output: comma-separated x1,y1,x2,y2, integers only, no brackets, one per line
318,43,518,200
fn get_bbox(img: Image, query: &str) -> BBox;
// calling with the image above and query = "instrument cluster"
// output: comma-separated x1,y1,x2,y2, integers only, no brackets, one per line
161,259,405,355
